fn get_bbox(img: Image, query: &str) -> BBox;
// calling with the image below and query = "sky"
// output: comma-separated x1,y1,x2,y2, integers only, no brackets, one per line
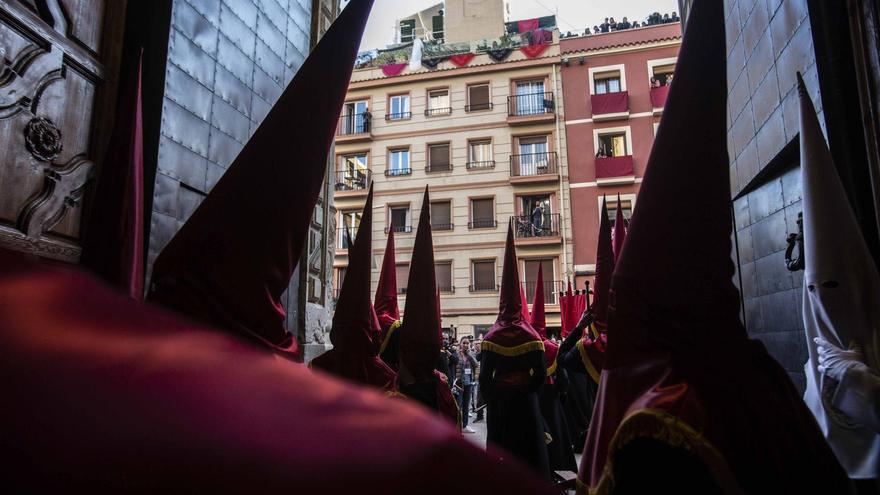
346,0,680,52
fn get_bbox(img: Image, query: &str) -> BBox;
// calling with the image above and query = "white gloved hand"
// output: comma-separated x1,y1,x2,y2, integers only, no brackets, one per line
814,337,869,381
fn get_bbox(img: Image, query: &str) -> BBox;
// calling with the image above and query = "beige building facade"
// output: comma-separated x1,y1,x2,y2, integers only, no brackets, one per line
333,35,573,339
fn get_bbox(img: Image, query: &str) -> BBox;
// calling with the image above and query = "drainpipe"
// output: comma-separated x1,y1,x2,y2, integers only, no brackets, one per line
552,62,570,287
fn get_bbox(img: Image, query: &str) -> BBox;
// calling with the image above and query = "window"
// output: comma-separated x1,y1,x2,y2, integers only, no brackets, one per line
387,94,411,120
339,210,361,249
426,89,451,116
396,263,410,293
471,260,496,292
514,80,547,116
515,195,554,238
470,198,495,229
516,136,551,176
341,100,369,134
400,19,415,43
468,140,493,168
336,153,368,191
523,259,555,304
435,262,453,292
651,64,675,86
431,14,444,42
594,72,622,94
427,143,451,172
389,205,411,232
606,198,633,228
431,200,452,230
474,324,492,337
387,148,411,176
467,84,491,111
598,133,627,157
334,267,346,299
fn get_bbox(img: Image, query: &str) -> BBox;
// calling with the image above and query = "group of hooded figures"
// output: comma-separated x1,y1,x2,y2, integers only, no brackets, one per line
2,0,877,493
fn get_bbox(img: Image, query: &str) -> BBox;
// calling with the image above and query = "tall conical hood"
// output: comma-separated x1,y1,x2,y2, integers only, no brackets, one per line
147,0,375,357
798,73,880,477
374,226,400,334
482,224,542,354
531,264,547,339
519,283,531,322
591,197,613,329
399,187,441,381
612,193,626,263
580,0,850,491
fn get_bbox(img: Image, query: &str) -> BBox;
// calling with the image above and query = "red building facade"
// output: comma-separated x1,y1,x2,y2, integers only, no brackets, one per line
560,23,682,286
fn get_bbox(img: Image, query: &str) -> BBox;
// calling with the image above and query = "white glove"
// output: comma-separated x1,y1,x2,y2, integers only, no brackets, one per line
815,337,870,381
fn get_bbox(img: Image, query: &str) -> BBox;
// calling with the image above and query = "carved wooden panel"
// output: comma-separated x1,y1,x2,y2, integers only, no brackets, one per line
0,0,111,261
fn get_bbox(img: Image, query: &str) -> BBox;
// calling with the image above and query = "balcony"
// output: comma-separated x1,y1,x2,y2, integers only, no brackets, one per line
335,112,372,143
438,285,456,293
509,152,558,183
510,213,561,245
385,111,412,121
590,91,629,121
465,102,493,112
468,219,498,229
650,85,670,115
469,282,499,293
595,155,635,184
507,92,556,125
385,225,413,234
333,169,371,194
466,160,495,170
385,167,412,177
425,163,453,173
432,223,454,231
425,107,452,117
523,280,563,305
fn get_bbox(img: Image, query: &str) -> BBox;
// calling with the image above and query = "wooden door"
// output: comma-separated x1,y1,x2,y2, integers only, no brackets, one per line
0,0,123,261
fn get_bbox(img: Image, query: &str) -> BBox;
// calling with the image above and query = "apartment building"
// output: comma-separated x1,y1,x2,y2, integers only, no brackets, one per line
560,22,682,287
332,3,572,339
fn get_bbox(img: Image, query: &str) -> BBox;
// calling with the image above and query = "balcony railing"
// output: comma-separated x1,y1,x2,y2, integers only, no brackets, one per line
650,85,670,109
507,92,555,117
385,225,413,234
510,213,561,238
385,111,412,121
397,287,408,294
438,285,455,293
465,102,493,112
468,219,497,229
333,169,371,192
469,282,499,292
432,223,454,231
336,112,371,136
385,167,412,177
425,107,452,117
522,280,563,304
590,91,629,118
595,155,634,179
466,160,495,170
510,152,558,178
426,162,452,173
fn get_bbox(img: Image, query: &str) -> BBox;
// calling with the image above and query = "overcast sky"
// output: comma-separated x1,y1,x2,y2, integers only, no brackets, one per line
347,0,680,51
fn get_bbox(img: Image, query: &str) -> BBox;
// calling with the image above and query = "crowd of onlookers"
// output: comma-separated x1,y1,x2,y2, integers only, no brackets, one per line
560,11,681,39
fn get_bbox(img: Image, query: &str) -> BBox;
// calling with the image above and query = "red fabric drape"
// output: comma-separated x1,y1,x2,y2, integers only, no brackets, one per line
449,53,475,67
80,50,144,301
595,156,634,179
517,18,539,32
520,43,549,59
590,91,629,115
381,63,407,76
650,85,670,108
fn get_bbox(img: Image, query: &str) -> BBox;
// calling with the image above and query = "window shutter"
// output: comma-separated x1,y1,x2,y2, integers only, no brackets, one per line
473,261,495,288
396,264,410,291
429,144,450,169
468,85,490,108
435,262,452,289
472,198,493,221
400,19,415,42
431,201,451,225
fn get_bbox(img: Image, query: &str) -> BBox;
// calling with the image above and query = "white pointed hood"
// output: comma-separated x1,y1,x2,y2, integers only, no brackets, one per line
799,73,880,478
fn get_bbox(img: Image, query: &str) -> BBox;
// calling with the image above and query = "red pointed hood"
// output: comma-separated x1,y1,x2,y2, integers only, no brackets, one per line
530,264,547,339
580,0,849,491
482,224,543,355
519,283,531,323
399,187,441,381
591,197,613,329
612,193,627,263
374,226,400,335
310,186,396,390
147,0,375,357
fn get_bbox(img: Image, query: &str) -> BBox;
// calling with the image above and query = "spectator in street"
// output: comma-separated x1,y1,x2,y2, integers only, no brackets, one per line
457,338,479,433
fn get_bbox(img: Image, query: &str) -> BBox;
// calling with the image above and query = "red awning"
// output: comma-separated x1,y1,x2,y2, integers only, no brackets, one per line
590,91,628,116
596,155,634,179
650,85,670,108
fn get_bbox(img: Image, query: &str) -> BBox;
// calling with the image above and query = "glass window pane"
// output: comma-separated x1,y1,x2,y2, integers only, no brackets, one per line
396,264,409,292
435,262,452,290
431,201,451,225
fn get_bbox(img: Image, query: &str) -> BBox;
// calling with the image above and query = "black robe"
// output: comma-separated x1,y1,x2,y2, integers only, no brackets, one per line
558,322,598,450
479,349,550,480
538,366,578,472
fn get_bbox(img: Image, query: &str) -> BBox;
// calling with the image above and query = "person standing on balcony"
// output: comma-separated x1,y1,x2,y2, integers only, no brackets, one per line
531,203,544,237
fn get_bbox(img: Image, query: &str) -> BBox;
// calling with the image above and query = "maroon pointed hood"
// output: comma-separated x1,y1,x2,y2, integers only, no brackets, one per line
311,185,396,390
147,0,375,357
530,264,547,339
591,196,613,330
612,193,626,263
398,187,441,381
580,0,849,491
375,226,400,337
519,283,531,323
482,224,543,355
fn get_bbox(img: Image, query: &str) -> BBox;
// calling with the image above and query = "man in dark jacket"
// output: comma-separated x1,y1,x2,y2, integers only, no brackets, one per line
457,338,479,433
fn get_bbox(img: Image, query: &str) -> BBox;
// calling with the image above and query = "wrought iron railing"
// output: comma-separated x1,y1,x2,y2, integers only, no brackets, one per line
469,282,499,292
507,92,555,117
466,160,495,170
465,102,493,112
510,213,561,238
509,152,558,177
426,162,452,173
333,169,371,191
385,225,413,234
337,112,371,135
432,223,454,231
385,111,412,121
522,280,563,304
385,167,412,177
425,107,452,117
468,219,497,229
